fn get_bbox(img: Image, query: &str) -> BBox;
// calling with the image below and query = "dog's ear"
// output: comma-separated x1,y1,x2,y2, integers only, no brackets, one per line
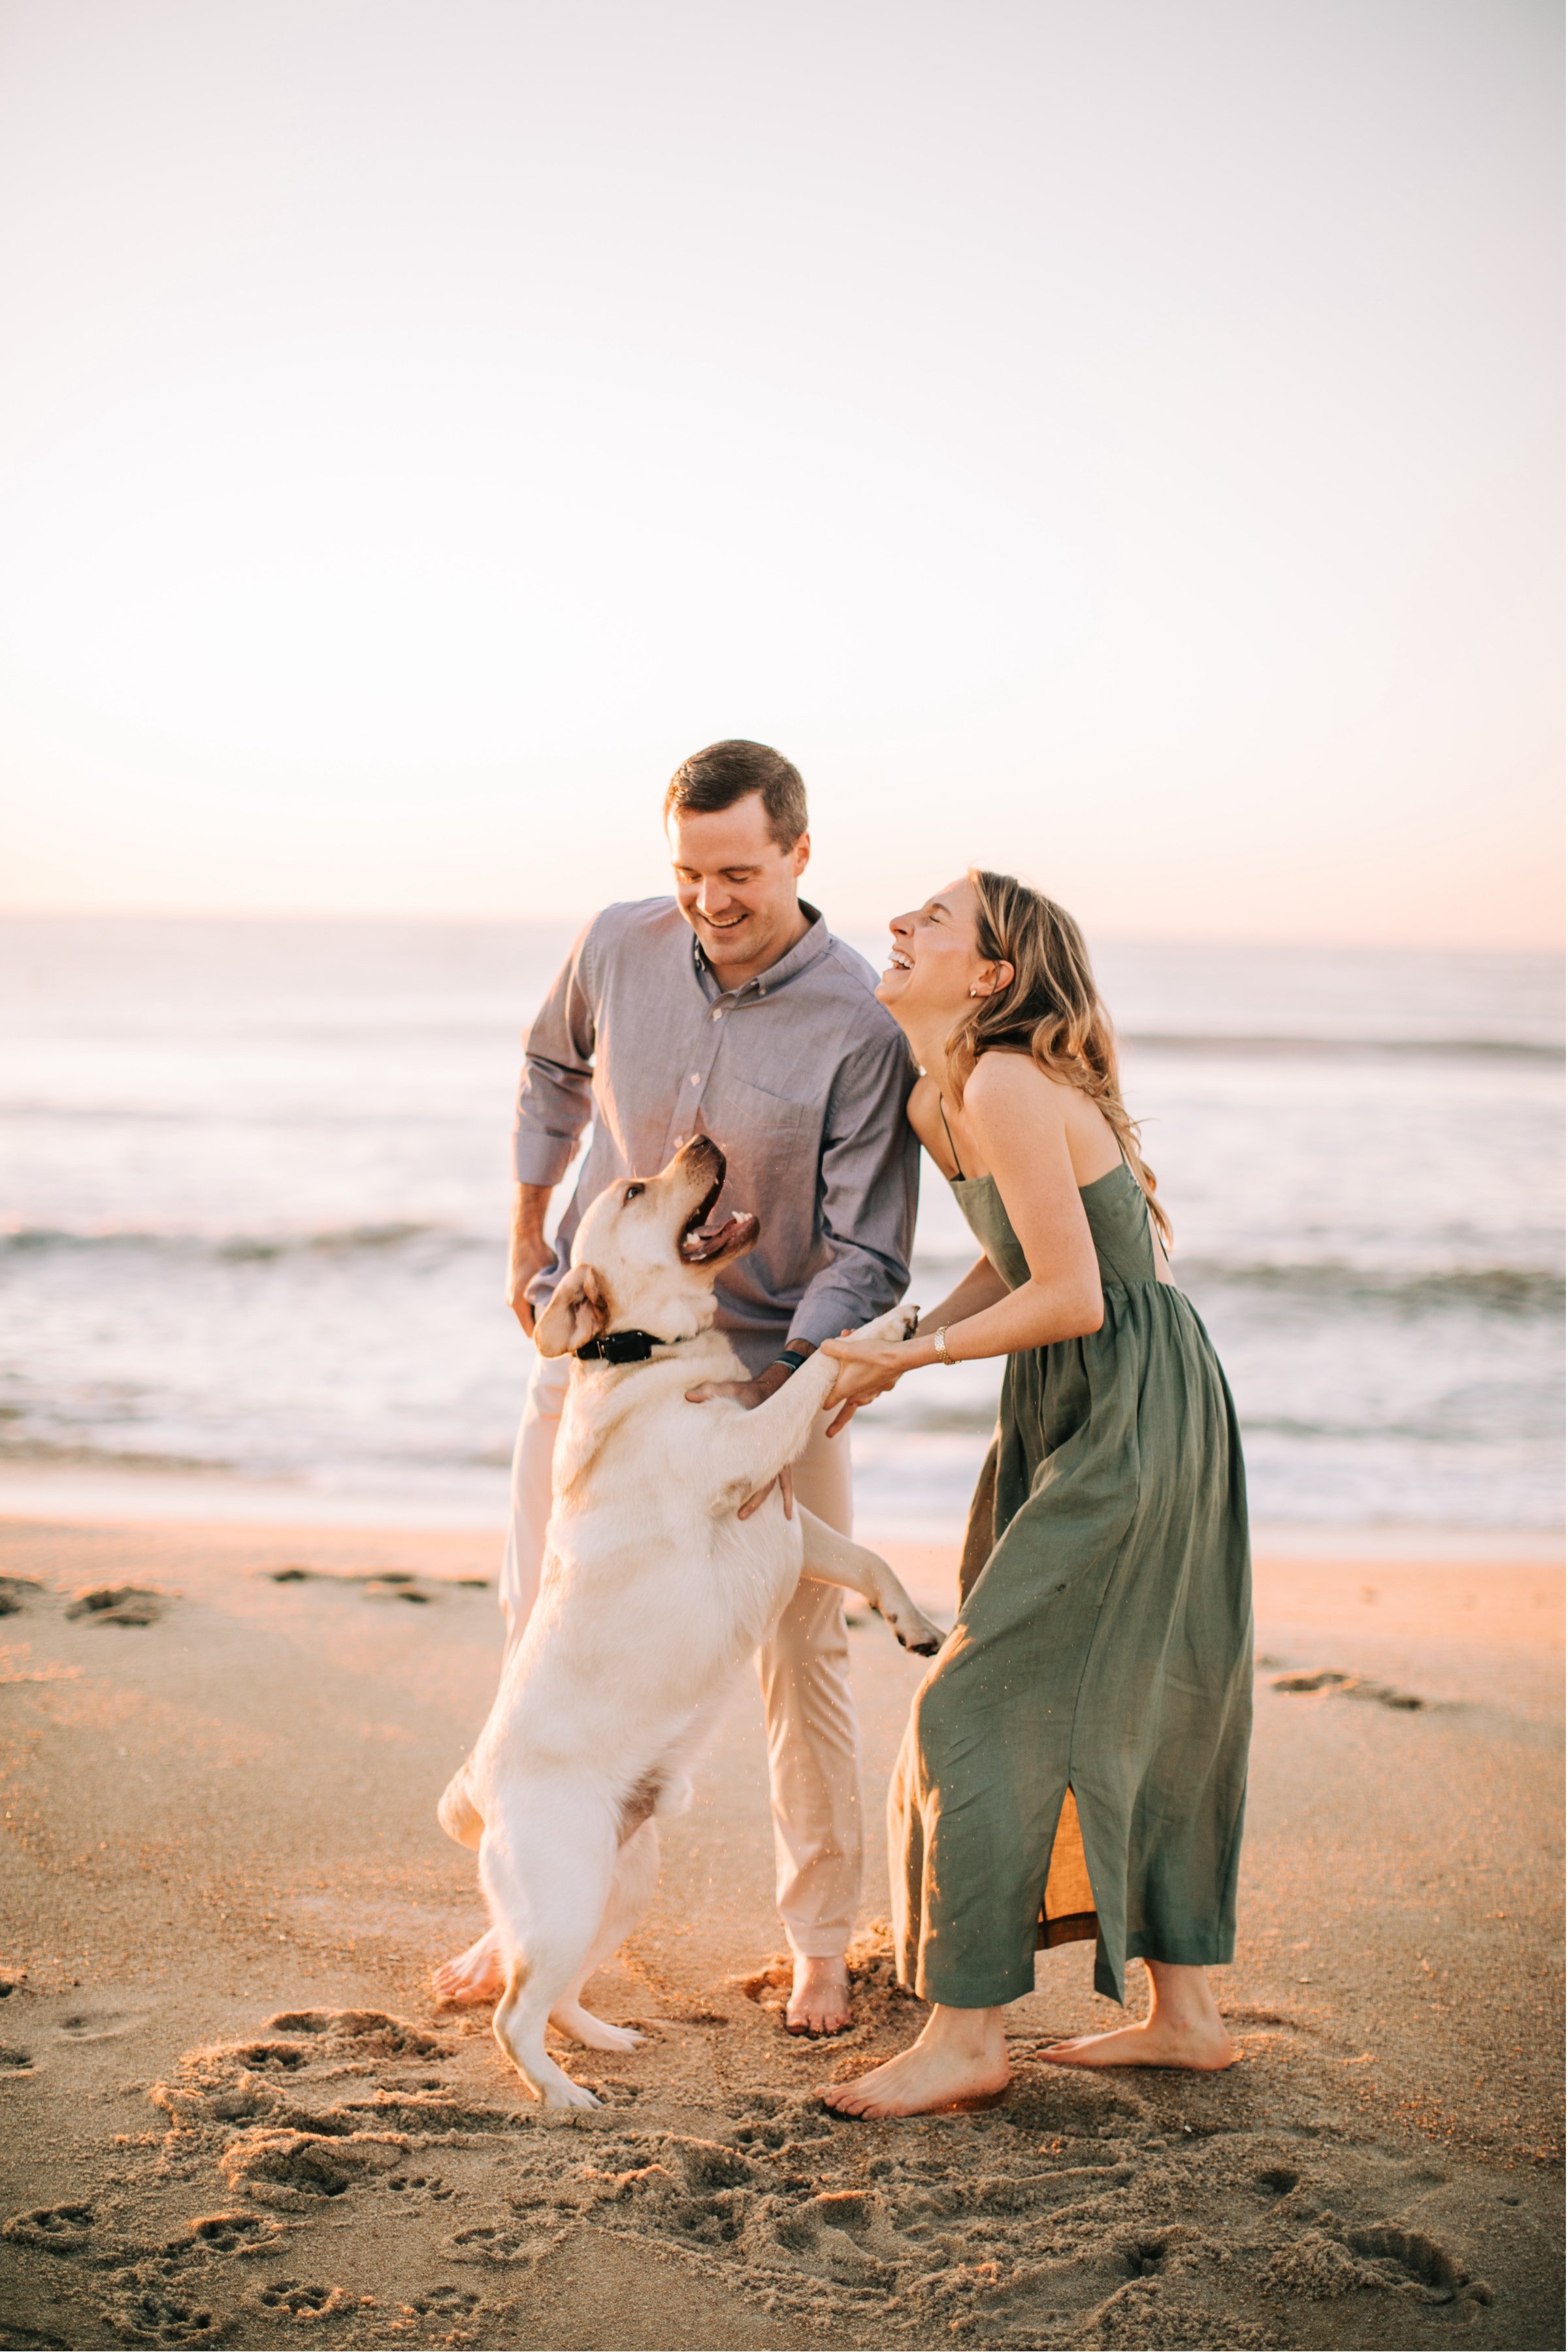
534,1264,608,1359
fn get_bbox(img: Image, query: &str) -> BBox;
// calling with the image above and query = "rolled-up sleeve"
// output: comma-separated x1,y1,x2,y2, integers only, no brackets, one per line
786,1028,919,1349
512,923,598,1186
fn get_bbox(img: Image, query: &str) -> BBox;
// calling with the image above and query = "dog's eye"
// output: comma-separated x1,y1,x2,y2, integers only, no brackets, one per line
623,1183,645,1203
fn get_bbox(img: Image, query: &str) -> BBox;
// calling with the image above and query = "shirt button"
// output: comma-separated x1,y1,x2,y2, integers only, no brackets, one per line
710,1007,723,1020
689,1072,700,1085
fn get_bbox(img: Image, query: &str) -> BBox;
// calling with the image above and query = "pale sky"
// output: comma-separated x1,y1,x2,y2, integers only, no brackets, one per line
0,0,1560,946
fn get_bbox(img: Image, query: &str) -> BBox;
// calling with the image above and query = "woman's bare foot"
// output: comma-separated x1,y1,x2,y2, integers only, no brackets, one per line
787,1955,852,2036
821,2002,1009,2117
431,1927,504,2007
1043,2016,1234,2069
1043,1960,1234,2070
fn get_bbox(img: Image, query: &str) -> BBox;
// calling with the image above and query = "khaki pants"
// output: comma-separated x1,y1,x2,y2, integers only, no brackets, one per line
498,1352,862,1961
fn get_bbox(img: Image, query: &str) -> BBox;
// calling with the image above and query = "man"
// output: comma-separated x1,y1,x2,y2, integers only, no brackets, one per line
433,740,918,2036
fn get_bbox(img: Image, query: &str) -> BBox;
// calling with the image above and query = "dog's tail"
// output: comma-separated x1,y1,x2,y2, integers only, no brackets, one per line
437,1756,485,1850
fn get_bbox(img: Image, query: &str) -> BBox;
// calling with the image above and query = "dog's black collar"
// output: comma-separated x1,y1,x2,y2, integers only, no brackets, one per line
575,1329,685,1364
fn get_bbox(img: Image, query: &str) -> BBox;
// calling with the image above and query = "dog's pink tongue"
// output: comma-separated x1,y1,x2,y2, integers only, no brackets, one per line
685,1213,750,1262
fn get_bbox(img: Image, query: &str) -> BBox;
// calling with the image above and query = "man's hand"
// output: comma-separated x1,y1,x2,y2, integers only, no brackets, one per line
506,1183,557,1336
685,1354,802,1520
683,1362,791,1413
738,1463,793,1522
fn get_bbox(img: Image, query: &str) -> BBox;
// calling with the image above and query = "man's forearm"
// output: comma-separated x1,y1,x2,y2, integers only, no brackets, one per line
509,1182,553,1260
785,1260,911,1356
755,1334,818,1402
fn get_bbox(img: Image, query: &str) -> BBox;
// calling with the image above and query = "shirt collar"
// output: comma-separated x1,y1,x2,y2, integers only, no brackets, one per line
691,901,831,1003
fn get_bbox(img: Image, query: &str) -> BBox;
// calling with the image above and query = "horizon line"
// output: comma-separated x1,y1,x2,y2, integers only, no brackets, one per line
0,902,1561,960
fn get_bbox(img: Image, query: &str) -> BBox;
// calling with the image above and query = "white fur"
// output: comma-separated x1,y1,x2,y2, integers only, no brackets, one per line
439,1137,939,2106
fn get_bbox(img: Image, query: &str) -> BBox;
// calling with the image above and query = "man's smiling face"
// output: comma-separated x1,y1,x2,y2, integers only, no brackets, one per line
668,793,810,985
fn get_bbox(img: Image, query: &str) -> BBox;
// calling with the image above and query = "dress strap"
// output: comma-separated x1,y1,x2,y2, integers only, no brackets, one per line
937,1094,967,1181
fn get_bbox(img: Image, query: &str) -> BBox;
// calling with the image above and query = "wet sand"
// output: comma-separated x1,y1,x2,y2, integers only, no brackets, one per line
0,1515,1560,2350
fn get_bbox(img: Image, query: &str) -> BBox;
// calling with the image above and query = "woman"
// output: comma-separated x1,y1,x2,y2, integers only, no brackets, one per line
818,872,1252,2119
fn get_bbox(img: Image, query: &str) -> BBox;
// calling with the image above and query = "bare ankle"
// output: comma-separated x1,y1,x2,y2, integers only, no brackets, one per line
925,2002,1005,2058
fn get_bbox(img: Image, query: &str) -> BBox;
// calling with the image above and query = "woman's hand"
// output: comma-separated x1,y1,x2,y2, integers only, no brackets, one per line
820,1335,913,1411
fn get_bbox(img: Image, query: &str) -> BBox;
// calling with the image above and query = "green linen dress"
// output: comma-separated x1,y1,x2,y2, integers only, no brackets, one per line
890,1153,1252,2007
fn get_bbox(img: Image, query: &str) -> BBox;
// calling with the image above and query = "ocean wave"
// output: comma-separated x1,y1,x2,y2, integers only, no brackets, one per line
1177,1260,1564,1314
0,1432,236,1471
0,1221,475,1260
1120,1032,1563,1063
864,1387,1565,1442
908,1247,1565,1316
1239,1413,1556,1445
3,1225,1561,1318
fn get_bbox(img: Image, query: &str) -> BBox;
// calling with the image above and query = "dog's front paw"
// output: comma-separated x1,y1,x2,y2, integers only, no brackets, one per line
893,1608,945,1657
855,1303,921,1346
874,1590,945,1656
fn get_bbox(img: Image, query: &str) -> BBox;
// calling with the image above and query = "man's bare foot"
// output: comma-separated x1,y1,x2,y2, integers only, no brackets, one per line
821,2002,1009,2118
1041,1961,1235,2070
431,1927,504,2007
786,1955,852,2036
1041,2014,1235,2070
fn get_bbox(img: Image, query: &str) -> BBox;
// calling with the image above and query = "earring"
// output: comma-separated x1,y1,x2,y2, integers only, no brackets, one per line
969,986,986,998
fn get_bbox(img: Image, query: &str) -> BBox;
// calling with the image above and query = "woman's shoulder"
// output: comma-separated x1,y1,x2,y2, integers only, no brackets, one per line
967,1049,1121,1183
965,1047,1072,1115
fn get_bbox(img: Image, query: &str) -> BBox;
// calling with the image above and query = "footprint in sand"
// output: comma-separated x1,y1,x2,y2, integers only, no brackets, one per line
187,2212,282,2255
2,2204,95,2251
1269,2219,1491,2308
64,1586,166,1627
446,2221,559,2266
248,2281,353,2319
0,1578,43,1618
263,2008,451,2059
1347,2223,1492,2304
227,2038,311,2072
406,2287,482,2319
1271,1667,1426,1710
56,2009,146,2043
0,2043,35,2074
105,2285,221,2344
218,2130,405,2208
261,1566,439,1605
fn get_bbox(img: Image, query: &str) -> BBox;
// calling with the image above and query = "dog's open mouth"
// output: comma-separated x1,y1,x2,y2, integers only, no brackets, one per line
678,1175,759,1266
679,1211,760,1264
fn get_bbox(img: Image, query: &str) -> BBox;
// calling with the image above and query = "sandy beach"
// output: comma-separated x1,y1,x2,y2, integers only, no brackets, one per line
0,1514,1560,2351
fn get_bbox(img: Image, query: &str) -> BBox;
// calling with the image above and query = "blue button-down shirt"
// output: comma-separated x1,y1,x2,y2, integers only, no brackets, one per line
513,897,919,1373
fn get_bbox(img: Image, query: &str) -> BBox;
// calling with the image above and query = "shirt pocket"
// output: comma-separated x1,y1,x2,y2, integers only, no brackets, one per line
702,1068,817,1154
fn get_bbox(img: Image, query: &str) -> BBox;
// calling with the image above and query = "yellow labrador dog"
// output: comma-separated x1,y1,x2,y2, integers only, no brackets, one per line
438,1135,940,2108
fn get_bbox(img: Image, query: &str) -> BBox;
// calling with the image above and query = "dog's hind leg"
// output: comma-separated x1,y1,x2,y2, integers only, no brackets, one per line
796,1507,945,1655
483,1797,617,2109
549,1818,660,2053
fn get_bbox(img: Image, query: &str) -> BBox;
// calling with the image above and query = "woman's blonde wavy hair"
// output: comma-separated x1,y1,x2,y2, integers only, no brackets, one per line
946,869,1171,1249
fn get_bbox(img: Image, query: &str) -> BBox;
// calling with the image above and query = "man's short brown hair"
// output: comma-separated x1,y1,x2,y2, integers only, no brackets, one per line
663,740,808,851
